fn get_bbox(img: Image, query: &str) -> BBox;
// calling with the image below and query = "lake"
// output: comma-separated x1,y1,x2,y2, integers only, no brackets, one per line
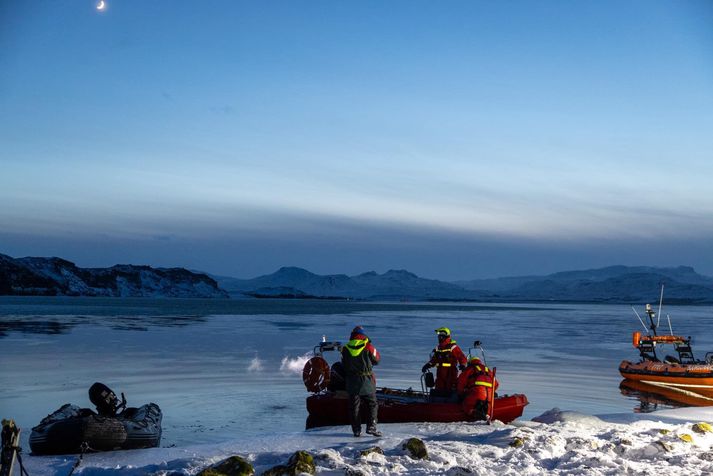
2,297,712,447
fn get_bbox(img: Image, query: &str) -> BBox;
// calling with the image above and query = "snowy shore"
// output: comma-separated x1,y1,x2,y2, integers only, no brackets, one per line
18,406,713,475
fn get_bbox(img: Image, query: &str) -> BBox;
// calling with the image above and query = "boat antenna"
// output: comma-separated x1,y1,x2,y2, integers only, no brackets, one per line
631,306,649,333
657,283,665,328
667,313,674,335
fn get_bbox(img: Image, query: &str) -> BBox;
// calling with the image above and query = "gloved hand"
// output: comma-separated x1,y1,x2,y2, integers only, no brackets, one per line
458,364,466,372
421,364,431,373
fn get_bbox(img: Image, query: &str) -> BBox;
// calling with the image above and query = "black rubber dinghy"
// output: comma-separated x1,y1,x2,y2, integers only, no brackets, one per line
29,403,162,455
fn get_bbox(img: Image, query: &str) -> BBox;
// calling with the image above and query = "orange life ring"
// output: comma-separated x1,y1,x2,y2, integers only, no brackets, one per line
632,331,641,348
302,356,331,393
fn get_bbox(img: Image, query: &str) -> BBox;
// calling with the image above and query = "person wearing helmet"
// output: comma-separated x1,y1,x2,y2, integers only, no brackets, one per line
341,325,382,437
457,355,499,420
421,327,467,395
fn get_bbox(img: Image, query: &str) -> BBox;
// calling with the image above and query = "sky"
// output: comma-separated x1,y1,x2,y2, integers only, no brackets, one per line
1,1,712,280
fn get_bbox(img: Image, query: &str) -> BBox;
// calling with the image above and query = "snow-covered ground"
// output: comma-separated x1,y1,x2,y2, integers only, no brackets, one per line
20,407,713,475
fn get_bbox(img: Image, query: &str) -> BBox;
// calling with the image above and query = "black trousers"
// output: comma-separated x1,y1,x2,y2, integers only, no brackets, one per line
348,393,378,431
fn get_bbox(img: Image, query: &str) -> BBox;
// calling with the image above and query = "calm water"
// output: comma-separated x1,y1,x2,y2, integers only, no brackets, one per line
2,297,713,447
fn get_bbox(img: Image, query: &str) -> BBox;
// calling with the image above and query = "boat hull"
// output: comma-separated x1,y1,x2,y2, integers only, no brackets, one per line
619,360,713,389
30,403,162,455
305,388,528,429
619,379,713,407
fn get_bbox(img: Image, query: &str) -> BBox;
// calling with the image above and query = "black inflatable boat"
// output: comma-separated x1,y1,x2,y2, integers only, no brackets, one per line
29,383,162,455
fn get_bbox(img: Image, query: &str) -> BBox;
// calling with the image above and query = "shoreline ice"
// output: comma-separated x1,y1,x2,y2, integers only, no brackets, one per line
18,406,713,475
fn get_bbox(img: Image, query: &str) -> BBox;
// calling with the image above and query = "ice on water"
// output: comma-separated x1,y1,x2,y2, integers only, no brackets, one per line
3,299,713,474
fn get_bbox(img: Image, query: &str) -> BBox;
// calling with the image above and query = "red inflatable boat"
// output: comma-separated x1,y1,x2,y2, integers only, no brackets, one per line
302,341,528,429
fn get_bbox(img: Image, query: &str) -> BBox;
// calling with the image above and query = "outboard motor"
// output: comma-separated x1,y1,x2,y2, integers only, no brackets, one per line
422,371,435,389
328,362,346,392
89,382,126,416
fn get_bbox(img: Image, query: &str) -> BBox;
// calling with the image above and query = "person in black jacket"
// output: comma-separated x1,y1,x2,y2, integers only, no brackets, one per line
341,326,381,437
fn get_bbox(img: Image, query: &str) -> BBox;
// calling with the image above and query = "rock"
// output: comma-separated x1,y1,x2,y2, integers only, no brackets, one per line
359,446,384,457
679,434,694,443
693,422,713,434
402,437,428,460
509,437,526,448
197,455,254,476
446,467,473,475
345,467,368,476
261,465,288,476
655,440,673,452
658,429,671,435
263,451,316,476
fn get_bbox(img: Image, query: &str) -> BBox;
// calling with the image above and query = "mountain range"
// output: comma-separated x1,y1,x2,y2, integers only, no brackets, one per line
2,252,712,303
215,264,713,303
215,267,482,300
0,253,227,298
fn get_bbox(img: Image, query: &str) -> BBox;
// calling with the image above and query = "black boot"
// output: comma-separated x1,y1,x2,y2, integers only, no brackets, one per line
366,422,382,437
352,426,361,437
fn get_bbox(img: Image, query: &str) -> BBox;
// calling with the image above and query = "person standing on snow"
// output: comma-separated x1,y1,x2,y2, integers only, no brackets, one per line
421,327,467,395
341,326,382,437
457,356,499,420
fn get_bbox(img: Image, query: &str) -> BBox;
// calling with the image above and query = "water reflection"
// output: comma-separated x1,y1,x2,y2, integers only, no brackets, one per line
0,314,208,338
619,379,713,413
0,320,73,337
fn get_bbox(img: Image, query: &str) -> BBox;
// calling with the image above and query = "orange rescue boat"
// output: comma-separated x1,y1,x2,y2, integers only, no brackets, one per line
619,298,713,391
302,340,528,429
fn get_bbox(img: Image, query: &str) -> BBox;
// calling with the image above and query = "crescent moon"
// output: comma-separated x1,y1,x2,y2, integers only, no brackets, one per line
96,1,106,11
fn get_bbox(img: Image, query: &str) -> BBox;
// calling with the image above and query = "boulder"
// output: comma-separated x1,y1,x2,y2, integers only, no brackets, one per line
693,422,713,434
655,440,673,452
262,451,316,475
509,436,526,448
402,437,428,460
197,455,254,476
359,446,384,457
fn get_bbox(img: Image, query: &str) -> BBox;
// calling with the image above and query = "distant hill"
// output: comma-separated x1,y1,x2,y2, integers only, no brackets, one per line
3,252,711,303
215,266,481,300
0,254,228,298
455,265,713,303
217,264,713,303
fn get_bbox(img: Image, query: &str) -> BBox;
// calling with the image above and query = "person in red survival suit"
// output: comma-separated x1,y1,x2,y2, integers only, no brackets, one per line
421,327,467,395
341,325,382,437
457,356,499,420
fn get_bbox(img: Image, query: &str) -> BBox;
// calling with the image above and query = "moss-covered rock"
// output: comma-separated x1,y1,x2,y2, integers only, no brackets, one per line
261,465,288,476
359,446,384,457
197,455,254,476
262,451,316,476
658,429,671,435
403,437,428,460
509,436,526,448
693,422,713,434
679,434,694,443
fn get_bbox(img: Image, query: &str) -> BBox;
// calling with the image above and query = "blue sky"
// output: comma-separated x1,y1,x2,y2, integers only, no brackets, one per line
1,1,712,280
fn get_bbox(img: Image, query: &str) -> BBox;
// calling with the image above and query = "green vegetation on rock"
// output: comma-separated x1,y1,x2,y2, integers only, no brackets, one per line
403,437,428,460
262,450,316,475
197,455,254,476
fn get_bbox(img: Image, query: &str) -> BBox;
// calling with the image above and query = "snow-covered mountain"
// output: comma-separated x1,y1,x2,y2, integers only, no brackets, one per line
0,254,227,298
